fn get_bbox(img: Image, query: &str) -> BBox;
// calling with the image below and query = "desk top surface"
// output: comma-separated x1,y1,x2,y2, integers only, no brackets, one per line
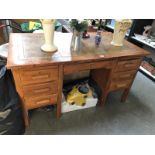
7,32,149,69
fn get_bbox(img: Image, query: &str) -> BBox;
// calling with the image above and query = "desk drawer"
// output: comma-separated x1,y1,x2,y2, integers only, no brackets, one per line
23,82,58,98
91,60,115,69
109,80,131,91
112,70,136,81
115,58,141,72
64,63,91,74
25,94,57,109
20,66,58,85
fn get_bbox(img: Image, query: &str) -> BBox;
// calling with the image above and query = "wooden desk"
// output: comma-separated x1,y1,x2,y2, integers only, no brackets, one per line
7,32,149,127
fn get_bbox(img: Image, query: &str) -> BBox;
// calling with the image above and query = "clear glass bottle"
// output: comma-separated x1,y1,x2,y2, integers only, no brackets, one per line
95,30,102,46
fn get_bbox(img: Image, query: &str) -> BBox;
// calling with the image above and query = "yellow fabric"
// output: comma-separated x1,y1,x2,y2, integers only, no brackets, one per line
67,85,93,106
29,21,36,30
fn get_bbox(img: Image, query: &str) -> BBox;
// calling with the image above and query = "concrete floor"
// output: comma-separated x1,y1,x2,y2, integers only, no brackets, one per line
25,72,155,135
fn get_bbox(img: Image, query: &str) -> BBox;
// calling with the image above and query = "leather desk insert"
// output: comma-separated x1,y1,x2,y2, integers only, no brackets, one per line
7,32,149,127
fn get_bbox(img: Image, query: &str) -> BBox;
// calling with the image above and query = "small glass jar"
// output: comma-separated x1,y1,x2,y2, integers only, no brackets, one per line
95,30,102,46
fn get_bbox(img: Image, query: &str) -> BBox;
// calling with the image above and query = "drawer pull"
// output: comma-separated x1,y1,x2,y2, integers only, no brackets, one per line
34,88,50,93
36,99,50,105
32,75,49,79
117,83,127,87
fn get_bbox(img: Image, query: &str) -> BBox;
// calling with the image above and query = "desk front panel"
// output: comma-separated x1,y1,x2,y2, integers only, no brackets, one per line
64,59,116,75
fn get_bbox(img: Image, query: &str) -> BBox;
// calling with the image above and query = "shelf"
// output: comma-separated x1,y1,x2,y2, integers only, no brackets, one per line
131,36,155,49
139,66,155,81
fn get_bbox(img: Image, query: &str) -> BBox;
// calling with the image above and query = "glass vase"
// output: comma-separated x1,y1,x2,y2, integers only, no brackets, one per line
70,30,82,52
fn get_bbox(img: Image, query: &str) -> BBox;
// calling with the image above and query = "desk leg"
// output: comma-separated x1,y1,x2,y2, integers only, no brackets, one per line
20,98,29,127
121,88,130,102
90,69,111,106
100,92,109,106
57,65,63,118
121,69,139,102
121,89,129,102
57,104,61,118
23,108,29,127
12,69,29,127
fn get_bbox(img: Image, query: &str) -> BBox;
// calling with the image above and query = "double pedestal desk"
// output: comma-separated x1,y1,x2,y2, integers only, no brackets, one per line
7,32,149,127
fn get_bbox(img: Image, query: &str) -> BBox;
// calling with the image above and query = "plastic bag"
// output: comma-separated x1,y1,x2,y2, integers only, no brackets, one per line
0,62,25,134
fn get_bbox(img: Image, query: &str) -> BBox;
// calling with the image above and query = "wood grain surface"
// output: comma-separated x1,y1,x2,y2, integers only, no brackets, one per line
7,32,150,127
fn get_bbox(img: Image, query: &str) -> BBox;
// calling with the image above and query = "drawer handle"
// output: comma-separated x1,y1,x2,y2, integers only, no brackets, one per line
117,83,127,87
34,88,50,93
32,75,49,79
36,99,50,105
